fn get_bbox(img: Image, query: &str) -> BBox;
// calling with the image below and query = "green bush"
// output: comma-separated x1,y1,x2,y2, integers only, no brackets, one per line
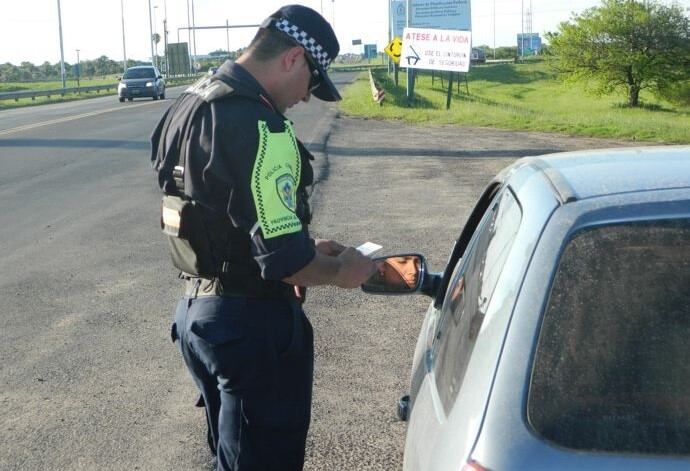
657,80,690,106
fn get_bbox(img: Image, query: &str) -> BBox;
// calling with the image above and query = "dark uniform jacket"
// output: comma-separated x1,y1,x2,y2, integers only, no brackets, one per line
151,61,316,297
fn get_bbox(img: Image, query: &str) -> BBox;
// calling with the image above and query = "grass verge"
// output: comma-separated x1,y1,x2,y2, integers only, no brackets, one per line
339,62,690,144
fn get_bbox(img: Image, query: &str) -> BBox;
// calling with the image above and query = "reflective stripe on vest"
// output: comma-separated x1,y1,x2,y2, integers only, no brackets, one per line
251,120,302,239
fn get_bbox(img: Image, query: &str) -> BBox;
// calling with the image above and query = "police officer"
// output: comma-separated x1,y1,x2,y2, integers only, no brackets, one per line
150,4,375,471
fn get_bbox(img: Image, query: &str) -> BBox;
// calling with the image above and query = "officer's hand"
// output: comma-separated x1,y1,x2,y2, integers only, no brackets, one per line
314,239,346,256
335,247,377,289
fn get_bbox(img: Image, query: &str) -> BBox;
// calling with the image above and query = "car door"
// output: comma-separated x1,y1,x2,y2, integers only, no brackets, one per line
404,184,526,470
405,182,502,413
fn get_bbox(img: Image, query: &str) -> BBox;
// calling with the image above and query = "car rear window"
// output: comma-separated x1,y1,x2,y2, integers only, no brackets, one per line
529,220,690,455
123,68,155,79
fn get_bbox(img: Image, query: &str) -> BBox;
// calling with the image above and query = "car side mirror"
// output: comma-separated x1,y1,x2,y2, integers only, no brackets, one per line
117,76,121,81
157,75,163,79
361,254,426,295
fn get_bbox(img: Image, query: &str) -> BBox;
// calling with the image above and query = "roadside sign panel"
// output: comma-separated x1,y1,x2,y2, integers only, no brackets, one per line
401,27,472,72
390,1,471,43
384,37,403,64
409,0,471,30
166,42,190,76
364,44,378,59
391,0,406,38
517,33,542,55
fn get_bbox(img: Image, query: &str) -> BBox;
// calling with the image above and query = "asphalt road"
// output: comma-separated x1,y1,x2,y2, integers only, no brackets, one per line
0,71,633,470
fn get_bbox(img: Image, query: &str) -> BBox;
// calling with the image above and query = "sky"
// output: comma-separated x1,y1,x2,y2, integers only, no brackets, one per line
1,0,689,66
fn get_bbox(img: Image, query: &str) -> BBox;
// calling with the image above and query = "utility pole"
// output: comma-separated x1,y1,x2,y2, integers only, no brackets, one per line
153,5,159,67
75,49,80,89
163,0,168,71
187,0,192,74
387,0,391,73
120,0,127,73
529,0,533,54
520,0,524,59
191,0,197,69
226,19,231,60
163,16,169,74
56,0,66,88
493,0,496,59
148,0,155,66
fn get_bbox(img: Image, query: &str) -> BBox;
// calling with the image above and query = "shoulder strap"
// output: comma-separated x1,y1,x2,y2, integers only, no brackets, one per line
169,78,238,195
187,75,236,103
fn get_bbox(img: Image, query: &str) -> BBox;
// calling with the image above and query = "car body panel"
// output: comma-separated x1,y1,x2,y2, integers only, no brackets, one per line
403,166,561,471
473,188,690,470
533,146,690,199
401,146,690,471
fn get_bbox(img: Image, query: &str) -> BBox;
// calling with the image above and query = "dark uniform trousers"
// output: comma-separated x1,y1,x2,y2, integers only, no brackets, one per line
172,292,314,471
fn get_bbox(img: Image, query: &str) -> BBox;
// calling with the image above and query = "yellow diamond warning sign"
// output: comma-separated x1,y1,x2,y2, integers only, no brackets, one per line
384,37,402,64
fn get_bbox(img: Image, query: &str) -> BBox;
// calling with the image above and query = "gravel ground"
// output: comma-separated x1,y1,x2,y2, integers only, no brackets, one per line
0,82,641,470
301,116,637,470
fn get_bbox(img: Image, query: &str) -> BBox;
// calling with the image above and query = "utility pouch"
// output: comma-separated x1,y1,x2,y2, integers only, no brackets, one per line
161,195,219,278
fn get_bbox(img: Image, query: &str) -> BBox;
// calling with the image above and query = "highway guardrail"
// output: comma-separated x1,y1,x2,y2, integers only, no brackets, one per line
0,77,197,103
0,84,118,102
368,69,386,106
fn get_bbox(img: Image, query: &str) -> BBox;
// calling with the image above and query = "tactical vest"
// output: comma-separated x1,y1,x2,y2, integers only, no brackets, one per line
153,76,313,297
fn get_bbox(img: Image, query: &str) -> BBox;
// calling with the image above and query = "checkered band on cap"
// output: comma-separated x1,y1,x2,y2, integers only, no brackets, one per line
273,18,332,70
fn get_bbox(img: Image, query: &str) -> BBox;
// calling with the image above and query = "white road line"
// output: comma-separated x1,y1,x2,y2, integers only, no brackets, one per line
0,101,160,137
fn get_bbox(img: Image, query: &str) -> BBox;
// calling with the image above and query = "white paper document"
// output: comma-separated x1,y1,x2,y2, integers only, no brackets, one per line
356,242,383,257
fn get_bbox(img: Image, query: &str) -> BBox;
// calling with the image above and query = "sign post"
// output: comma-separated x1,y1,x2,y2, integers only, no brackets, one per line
352,38,363,60
446,72,453,110
405,0,414,105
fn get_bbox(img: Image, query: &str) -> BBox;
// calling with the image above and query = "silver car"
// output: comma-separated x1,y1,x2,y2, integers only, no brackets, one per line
364,146,690,470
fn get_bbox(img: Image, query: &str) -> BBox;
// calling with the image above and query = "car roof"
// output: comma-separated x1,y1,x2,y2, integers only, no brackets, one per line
127,66,155,70
521,146,690,202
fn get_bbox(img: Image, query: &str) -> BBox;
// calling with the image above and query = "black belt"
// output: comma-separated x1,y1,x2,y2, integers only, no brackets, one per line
183,275,295,300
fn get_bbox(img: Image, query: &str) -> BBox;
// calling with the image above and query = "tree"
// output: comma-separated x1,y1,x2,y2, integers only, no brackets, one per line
93,55,121,76
82,61,96,78
0,63,21,82
494,46,518,60
547,0,690,107
39,61,55,80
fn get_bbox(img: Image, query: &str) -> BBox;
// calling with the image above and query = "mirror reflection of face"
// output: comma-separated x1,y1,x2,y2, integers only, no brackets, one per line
375,256,420,291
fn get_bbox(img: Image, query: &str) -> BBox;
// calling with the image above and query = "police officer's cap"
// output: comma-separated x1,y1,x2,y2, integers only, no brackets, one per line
261,4,341,102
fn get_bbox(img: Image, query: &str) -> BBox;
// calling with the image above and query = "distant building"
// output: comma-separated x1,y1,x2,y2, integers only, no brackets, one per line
517,33,542,56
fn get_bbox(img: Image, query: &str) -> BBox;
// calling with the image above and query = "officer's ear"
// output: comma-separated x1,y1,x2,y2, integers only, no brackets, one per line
282,46,305,73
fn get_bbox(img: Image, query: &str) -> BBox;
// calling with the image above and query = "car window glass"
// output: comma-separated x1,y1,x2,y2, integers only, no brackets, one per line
529,220,690,455
435,189,522,414
435,183,501,309
123,68,155,79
